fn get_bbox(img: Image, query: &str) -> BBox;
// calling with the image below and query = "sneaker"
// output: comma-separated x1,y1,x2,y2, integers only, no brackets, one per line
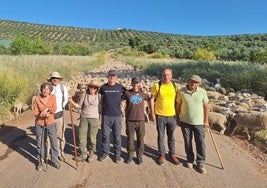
185,162,193,169
77,154,87,162
170,156,180,165
87,157,94,163
158,155,165,165
137,157,143,165
58,155,65,161
126,157,133,164
52,160,62,169
197,165,207,174
99,154,109,162
219,127,226,135
115,156,121,163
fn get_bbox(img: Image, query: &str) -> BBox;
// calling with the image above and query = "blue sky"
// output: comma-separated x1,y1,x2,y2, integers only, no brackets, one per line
1,0,266,36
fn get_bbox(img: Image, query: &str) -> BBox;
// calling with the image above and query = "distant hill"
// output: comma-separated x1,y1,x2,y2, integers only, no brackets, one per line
0,19,267,61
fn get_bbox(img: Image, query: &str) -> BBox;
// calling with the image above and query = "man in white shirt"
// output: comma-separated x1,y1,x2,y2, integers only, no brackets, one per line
48,71,69,161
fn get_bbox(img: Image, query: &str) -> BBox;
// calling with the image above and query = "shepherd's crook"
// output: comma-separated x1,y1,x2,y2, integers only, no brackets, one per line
69,102,78,169
208,128,224,169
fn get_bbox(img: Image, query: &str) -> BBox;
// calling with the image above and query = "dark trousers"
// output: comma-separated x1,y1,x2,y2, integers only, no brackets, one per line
156,115,176,156
180,122,206,165
126,120,145,158
101,115,122,157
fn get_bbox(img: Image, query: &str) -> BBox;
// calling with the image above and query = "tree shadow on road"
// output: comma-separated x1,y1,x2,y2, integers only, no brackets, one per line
0,123,37,164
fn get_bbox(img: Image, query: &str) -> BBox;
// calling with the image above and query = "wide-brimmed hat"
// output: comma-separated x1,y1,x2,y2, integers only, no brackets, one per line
88,80,100,88
47,72,63,81
189,74,201,83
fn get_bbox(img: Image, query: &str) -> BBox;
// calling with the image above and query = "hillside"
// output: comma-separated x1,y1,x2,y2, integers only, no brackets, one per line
1,19,267,61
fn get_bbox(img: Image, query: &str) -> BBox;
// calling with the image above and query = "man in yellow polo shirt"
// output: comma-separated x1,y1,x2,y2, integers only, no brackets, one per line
176,74,209,174
150,68,180,165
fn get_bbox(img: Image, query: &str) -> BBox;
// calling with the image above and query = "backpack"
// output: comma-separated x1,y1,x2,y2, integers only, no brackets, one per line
154,81,177,101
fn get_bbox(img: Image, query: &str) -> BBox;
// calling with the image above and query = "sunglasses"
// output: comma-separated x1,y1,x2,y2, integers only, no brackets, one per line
89,86,98,89
51,77,60,80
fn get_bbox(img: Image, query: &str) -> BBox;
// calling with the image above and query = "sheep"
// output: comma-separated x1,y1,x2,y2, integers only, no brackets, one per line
208,112,227,135
229,112,267,140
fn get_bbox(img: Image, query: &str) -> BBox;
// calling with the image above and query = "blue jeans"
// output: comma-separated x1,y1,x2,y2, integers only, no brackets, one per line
180,122,206,165
36,123,58,162
156,115,176,156
101,115,122,157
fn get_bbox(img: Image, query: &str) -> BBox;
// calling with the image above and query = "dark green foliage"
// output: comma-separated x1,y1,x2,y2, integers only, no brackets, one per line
143,61,267,96
10,34,33,55
252,50,267,64
1,19,267,61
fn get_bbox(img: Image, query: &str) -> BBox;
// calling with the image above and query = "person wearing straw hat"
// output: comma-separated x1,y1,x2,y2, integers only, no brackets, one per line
176,74,209,174
47,71,69,161
69,80,101,162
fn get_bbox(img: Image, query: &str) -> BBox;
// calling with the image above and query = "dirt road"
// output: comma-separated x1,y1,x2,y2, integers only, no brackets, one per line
0,109,266,188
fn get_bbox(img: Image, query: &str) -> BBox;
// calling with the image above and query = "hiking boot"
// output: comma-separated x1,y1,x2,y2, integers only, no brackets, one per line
36,162,43,171
137,157,143,165
126,157,133,164
170,156,180,165
197,165,207,174
158,155,165,165
52,160,62,169
99,154,109,162
115,156,121,163
185,162,193,169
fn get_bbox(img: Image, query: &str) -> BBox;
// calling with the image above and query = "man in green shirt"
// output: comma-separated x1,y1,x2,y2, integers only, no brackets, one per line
176,74,209,174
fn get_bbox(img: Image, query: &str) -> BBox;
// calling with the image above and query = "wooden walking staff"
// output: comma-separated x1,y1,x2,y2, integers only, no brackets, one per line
68,102,78,169
44,117,49,172
208,128,224,170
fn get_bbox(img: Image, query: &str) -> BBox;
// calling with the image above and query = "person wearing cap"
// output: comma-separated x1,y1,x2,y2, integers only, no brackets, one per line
150,68,180,166
122,77,150,164
68,80,101,162
176,74,209,174
98,69,126,163
48,71,69,161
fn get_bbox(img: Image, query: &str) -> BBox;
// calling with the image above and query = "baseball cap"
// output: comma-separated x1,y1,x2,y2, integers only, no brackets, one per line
131,77,140,83
108,69,117,76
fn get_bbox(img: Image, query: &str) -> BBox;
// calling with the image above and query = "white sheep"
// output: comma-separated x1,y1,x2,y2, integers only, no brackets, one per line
209,112,227,135
229,112,267,140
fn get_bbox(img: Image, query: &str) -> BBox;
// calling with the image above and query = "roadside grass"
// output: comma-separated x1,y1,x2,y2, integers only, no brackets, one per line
0,53,103,121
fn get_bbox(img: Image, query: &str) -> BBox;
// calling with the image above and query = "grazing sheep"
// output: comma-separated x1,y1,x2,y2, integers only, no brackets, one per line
209,112,227,135
229,112,267,140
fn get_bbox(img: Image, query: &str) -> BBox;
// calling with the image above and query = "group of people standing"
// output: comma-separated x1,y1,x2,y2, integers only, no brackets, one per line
33,68,209,174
